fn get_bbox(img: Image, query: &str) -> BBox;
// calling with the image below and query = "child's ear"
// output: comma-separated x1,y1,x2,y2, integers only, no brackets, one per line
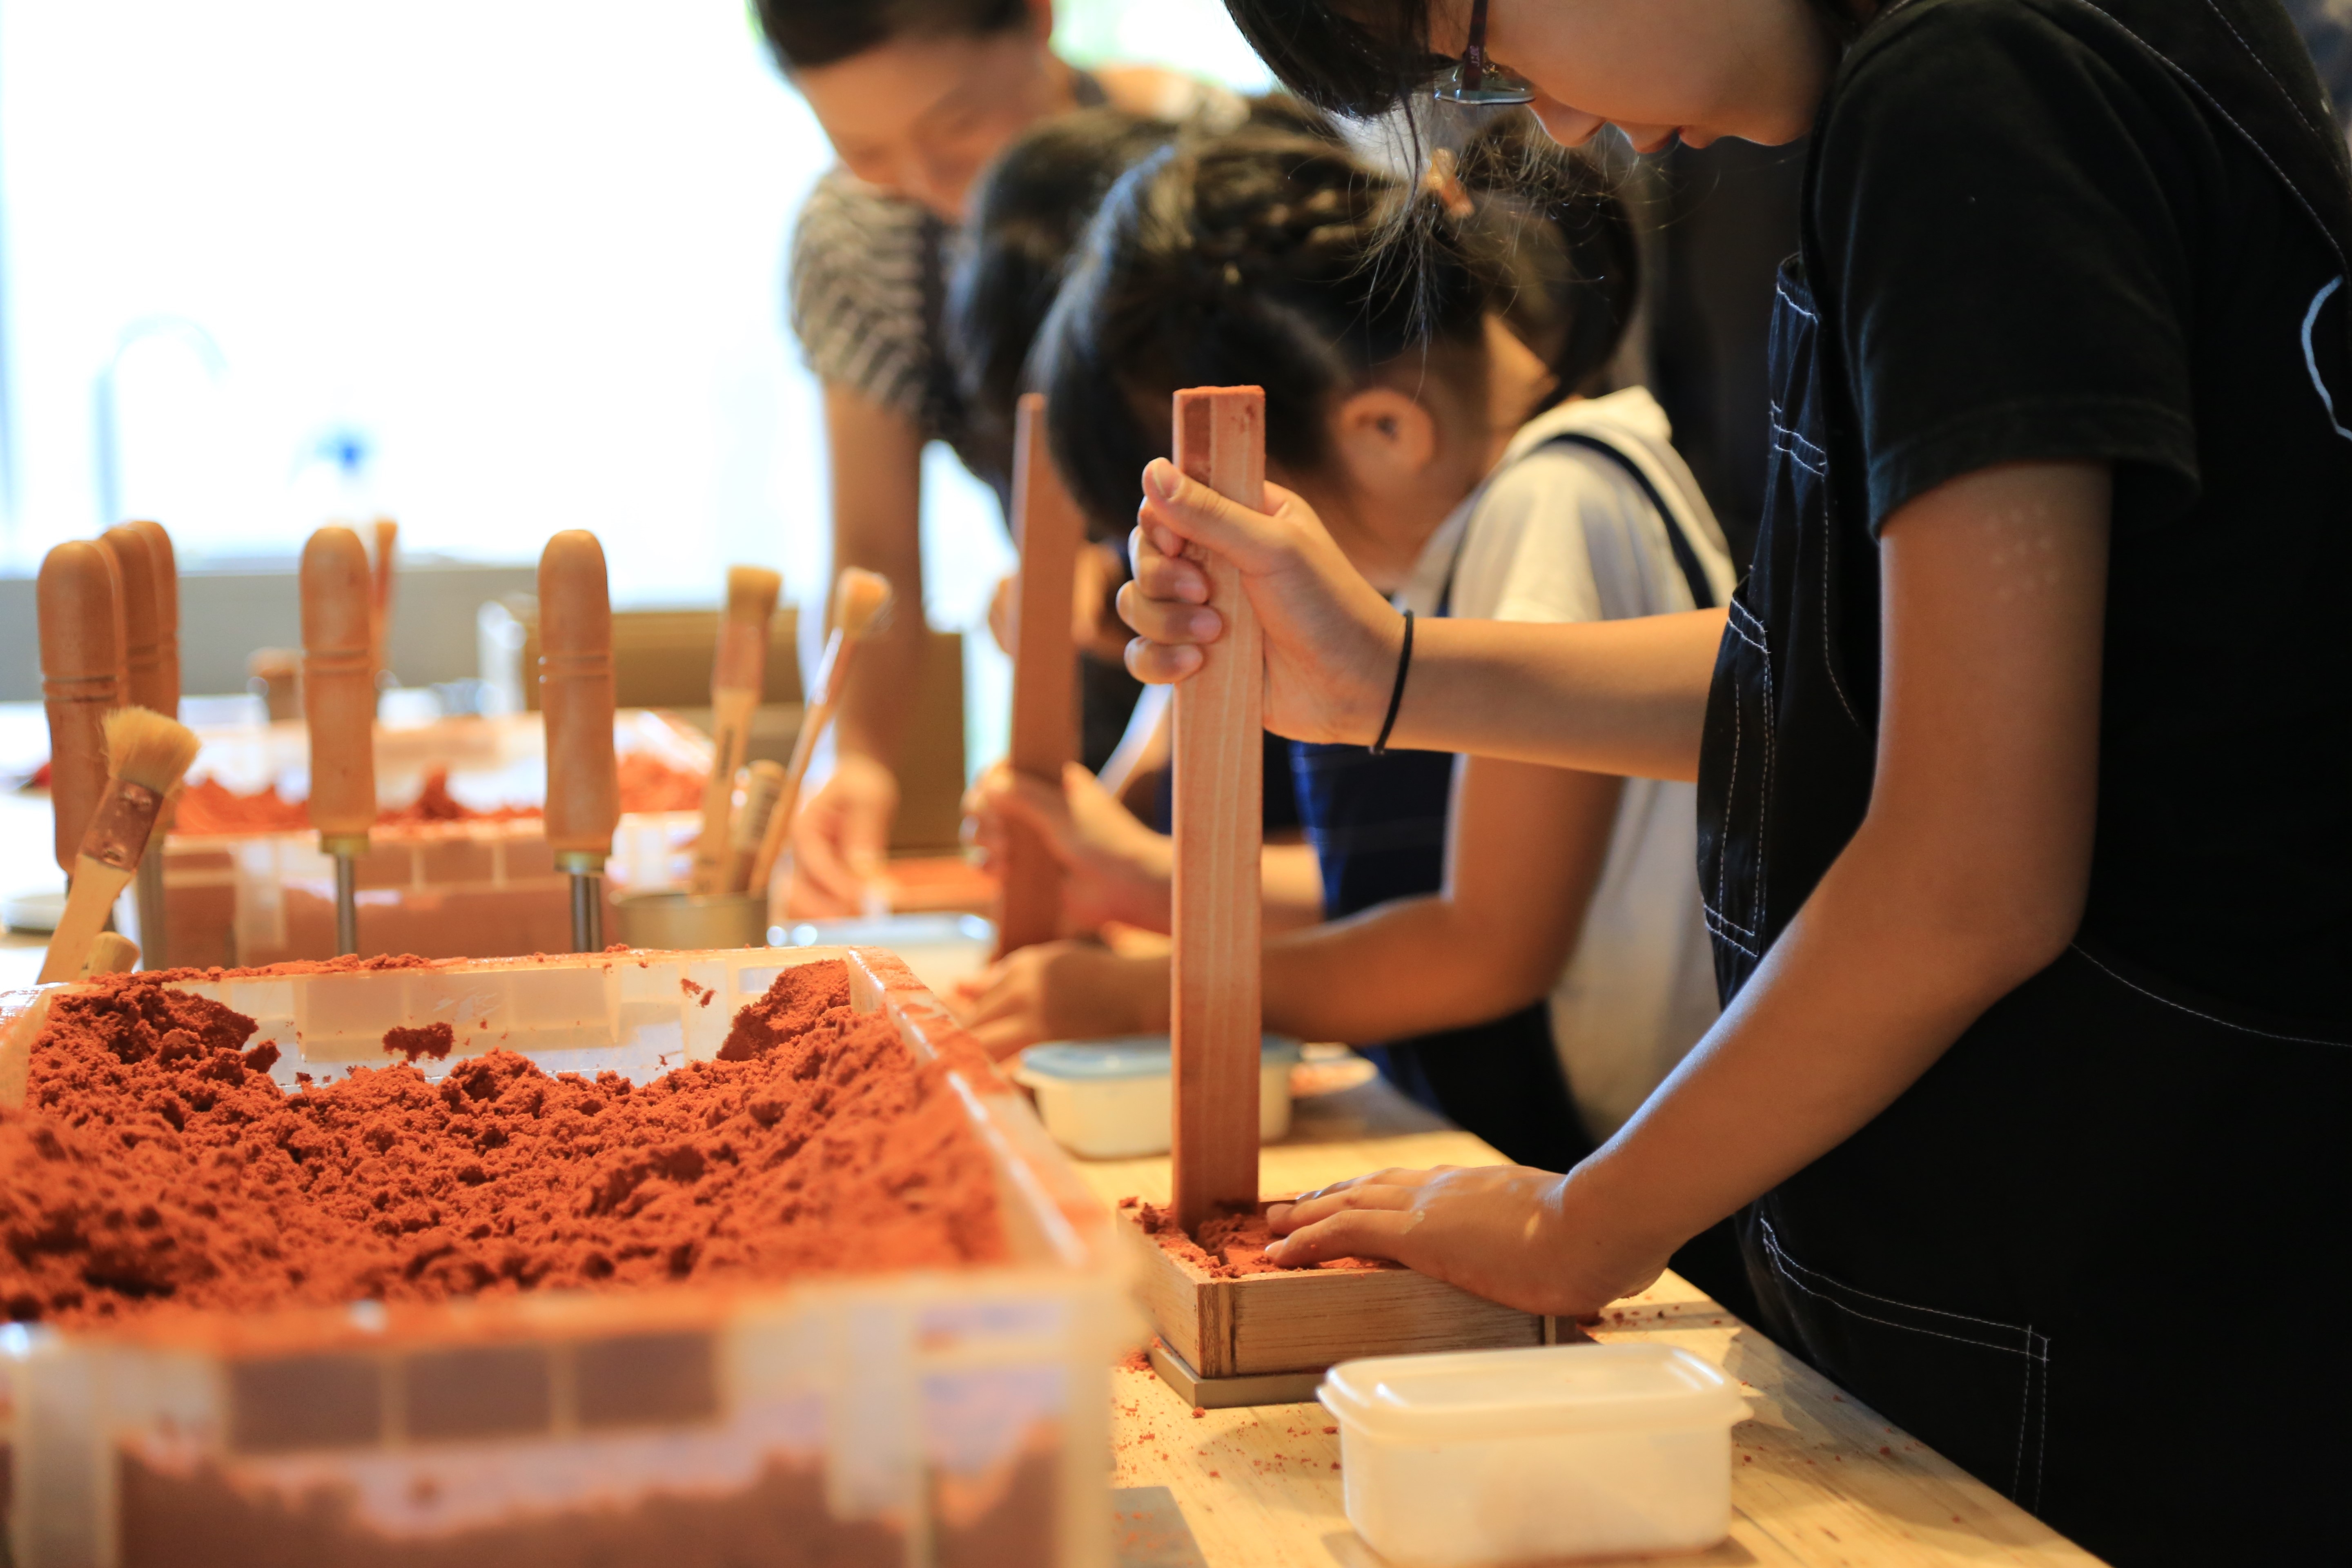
1329,387,1441,490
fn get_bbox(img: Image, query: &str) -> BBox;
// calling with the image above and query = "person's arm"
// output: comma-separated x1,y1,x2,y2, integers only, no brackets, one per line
1119,461,1722,781
1264,462,2111,1316
953,752,1618,1054
964,759,1325,935
789,382,927,913
1261,755,1621,1040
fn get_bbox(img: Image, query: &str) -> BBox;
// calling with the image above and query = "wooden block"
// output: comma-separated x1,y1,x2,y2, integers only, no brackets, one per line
998,393,1084,956
1129,1212,1562,1390
1168,387,1265,1232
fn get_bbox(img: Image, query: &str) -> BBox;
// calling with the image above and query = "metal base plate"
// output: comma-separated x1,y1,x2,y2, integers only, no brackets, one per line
1147,1341,1326,1410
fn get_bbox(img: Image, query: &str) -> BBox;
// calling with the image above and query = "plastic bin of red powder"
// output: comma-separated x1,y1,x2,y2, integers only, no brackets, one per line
159,711,714,967
0,947,1132,1568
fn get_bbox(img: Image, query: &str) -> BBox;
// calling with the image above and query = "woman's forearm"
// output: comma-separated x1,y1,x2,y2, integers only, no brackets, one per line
1385,611,1724,782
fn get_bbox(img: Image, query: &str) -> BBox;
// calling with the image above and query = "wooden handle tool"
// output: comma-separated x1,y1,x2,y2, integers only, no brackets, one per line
690,566,784,893
746,568,895,902
102,524,174,968
539,530,622,951
723,760,788,894
996,394,1086,957
79,931,141,978
368,518,399,686
39,708,200,983
127,521,180,719
1168,387,1267,1234
301,526,378,956
38,541,125,879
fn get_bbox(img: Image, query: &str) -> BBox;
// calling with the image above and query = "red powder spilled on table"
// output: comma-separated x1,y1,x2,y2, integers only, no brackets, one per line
376,767,537,826
383,1022,456,1062
1133,1201,1384,1278
0,960,1005,1326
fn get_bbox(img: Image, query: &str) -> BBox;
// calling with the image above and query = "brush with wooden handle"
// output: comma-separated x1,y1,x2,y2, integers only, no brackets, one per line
301,526,378,957
39,708,200,983
102,524,174,968
690,566,783,893
37,541,125,884
369,518,399,685
539,530,621,951
722,760,788,895
747,568,895,904
80,932,140,978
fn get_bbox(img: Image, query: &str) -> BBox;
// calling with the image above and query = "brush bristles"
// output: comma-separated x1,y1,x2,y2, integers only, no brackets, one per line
103,706,202,795
726,566,783,622
833,569,895,639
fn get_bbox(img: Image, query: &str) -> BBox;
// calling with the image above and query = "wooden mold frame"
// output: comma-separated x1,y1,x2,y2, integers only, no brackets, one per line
1148,390,1559,1406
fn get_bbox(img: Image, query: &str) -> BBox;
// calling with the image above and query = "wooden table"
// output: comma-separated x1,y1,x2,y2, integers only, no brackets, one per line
1078,1075,2105,1568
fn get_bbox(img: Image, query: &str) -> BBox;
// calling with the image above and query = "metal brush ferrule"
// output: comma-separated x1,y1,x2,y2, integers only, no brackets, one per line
80,780,163,872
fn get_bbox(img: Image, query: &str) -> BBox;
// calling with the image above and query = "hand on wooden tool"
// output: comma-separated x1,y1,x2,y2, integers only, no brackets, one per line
963,761,1173,934
787,751,898,916
1123,458,1404,745
951,938,1167,1058
1263,1164,1670,1321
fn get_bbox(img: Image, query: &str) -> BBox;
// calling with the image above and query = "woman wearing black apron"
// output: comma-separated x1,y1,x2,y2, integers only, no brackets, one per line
1114,0,2352,1560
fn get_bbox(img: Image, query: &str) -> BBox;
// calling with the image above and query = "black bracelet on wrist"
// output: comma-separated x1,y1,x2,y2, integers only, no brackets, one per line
1368,609,1414,755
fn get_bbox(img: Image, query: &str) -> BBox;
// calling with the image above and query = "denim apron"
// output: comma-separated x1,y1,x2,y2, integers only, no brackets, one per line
1698,3,2352,1560
1296,432,1723,1176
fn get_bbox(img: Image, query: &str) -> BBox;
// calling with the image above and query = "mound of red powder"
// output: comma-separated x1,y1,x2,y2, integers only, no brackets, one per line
170,754,707,837
0,960,1006,1327
1129,1199,1382,1278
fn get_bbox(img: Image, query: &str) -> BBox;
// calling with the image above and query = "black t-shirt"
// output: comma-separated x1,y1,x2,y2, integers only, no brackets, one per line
1810,0,2352,1021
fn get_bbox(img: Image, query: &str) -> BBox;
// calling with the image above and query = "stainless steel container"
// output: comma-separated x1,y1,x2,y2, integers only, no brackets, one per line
610,890,767,950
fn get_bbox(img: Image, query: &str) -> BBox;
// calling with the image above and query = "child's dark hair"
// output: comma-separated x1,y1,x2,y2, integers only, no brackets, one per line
1220,0,1868,121
1039,121,1637,531
754,0,1028,72
945,109,1189,499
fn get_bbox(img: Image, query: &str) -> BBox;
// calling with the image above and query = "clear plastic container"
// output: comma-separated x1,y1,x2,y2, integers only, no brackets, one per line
1013,1037,1301,1159
0,947,1134,1568
1319,1343,1746,1566
161,710,710,967
773,915,997,998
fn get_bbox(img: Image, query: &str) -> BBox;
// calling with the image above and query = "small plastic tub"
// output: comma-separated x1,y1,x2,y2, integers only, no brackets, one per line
1014,1036,1301,1159
1319,1343,1746,1566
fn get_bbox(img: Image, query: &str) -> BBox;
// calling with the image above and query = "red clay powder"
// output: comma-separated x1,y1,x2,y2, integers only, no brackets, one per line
1131,1200,1383,1278
0,960,1006,1326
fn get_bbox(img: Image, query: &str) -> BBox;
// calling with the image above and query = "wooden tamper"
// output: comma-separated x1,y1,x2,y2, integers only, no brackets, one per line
1168,387,1267,1234
37,541,125,879
301,526,378,956
102,524,172,966
690,566,784,893
996,393,1086,957
539,530,621,951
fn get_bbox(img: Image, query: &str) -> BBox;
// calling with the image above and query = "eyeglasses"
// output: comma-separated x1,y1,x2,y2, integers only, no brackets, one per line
1431,0,1536,106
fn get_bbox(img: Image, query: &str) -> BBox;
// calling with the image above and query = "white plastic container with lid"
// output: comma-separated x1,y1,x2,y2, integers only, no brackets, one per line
1319,1342,1747,1567
1013,1036,1301,1158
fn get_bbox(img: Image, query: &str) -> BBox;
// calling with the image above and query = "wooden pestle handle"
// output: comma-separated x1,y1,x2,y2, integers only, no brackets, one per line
1167,387,1268,1233
37,541,125,875
998,394,1085,956
127,521,180,718
539,530,621,863
101,526,167,715
301,526,379,847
